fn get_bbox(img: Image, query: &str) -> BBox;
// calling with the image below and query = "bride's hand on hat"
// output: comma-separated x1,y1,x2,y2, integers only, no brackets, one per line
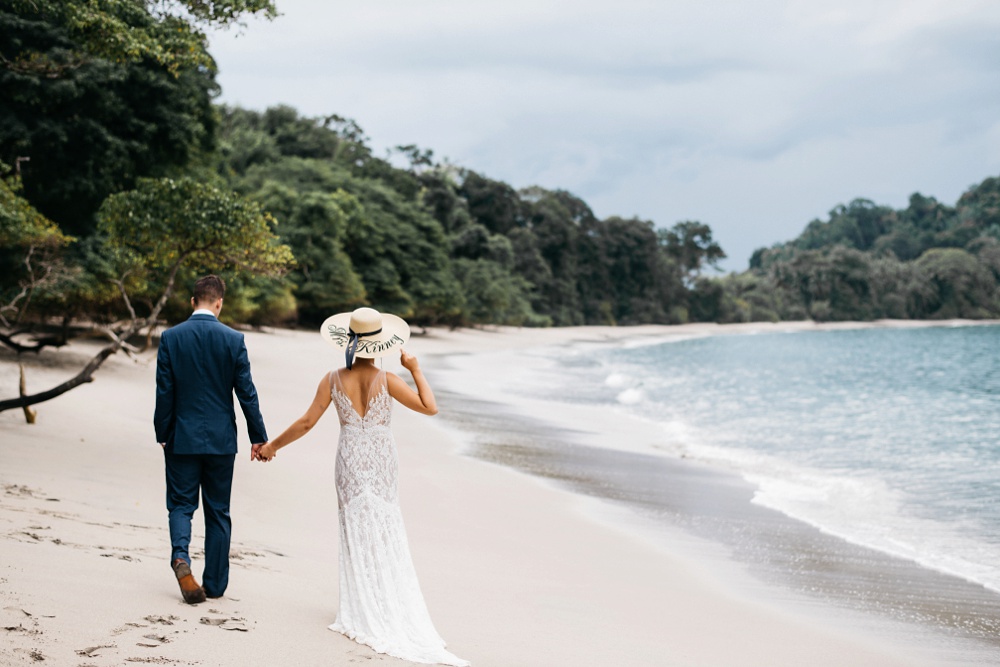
400,348,420,373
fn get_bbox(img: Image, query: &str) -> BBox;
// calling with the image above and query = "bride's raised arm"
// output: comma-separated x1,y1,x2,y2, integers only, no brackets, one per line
387,349,438,416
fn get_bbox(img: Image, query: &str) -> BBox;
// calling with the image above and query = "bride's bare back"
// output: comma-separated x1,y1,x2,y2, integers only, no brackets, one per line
334,362,384,418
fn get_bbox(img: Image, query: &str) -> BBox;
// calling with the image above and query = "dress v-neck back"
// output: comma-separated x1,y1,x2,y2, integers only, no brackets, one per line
331,368,387,421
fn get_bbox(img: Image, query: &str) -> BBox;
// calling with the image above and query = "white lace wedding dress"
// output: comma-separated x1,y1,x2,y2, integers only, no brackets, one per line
328,369,469,667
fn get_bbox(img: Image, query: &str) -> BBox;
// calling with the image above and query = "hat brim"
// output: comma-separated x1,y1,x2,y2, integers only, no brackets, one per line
320,312,410,359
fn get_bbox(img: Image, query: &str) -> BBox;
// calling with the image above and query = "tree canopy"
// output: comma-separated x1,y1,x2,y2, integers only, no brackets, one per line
734,180,1000,322
3,0,277,77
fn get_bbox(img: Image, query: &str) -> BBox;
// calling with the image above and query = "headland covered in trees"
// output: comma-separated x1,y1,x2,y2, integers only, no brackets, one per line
3,0,1000,340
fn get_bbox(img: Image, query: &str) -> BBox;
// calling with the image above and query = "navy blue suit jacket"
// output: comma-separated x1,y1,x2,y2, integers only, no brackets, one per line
154,313,267,455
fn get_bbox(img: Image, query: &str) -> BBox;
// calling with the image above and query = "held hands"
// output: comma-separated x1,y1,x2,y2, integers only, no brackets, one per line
252,442,275,463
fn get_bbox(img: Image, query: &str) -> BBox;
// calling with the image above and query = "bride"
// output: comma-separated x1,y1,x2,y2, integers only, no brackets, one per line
259,307,469,667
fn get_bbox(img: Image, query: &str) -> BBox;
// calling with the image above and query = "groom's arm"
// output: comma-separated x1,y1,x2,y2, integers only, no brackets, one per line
233,336,268,447
153,333,175,445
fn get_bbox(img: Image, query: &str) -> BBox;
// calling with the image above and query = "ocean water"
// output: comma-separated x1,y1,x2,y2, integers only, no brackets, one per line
555,324,1000,595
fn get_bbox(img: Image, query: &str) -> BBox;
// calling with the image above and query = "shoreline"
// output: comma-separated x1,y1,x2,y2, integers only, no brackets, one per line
0,320,996,665
431,372,1000,661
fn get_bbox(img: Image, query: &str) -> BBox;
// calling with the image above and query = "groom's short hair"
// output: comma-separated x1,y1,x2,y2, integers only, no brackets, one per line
193,275,226,304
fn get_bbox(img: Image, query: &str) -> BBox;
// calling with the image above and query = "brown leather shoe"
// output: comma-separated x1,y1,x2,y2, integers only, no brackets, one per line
172,559,206,604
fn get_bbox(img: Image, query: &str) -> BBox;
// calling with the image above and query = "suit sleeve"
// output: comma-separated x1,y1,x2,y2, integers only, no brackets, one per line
153,333,174,444
234,336,268,444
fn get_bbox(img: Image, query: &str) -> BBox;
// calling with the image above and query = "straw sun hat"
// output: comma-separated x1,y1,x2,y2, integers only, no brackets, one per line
320,307,410,369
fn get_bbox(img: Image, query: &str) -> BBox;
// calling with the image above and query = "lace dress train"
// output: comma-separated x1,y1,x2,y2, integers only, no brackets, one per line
328,369,468,667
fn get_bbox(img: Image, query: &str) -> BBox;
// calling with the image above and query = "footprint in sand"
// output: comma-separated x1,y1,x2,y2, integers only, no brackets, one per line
199,615,249,632
2,606,38,631
143,615,180,626
196,607,251,632
3,483,59,502
2,482,162,563
111,614,184,642
136,633,171,648
121,614,209,665
82,615,195,665
2,605,52,662
76,644,117,658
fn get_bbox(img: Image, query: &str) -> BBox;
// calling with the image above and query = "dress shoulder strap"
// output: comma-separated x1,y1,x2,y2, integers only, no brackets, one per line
366,368,387,404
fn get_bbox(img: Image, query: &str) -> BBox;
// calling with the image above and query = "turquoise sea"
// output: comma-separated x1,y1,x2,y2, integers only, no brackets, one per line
587,325,1000,594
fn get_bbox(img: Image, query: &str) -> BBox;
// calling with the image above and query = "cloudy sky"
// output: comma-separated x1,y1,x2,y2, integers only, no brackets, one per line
208,0,1000,270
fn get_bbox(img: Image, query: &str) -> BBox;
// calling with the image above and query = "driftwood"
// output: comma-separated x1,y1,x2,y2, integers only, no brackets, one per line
19,364,37,424
0,343,118,414
0,331,67,354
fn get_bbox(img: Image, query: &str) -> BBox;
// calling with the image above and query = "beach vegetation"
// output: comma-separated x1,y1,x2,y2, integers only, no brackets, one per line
1,0,276,78
0,176,293,417
0,164,75,342
746,181,1000,321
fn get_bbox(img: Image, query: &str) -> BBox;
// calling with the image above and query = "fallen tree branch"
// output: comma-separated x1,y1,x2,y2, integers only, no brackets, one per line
0,341,118,412
0,331,66,354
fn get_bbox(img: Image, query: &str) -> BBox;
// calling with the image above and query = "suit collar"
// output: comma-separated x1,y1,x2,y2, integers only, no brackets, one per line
189,312,218,321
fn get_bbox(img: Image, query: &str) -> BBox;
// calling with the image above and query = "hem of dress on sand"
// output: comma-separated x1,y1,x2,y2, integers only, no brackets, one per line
327,622,470,667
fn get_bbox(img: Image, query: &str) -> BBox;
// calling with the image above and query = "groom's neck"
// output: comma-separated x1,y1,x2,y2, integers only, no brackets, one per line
192,298,223,318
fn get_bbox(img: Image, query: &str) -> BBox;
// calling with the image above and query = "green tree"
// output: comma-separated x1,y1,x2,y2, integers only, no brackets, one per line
0,166,74,348
913,248,999,318
518,188,590,325
451,258,536,325
3,0,276,78
771,247,875,321
587,217,683,324
660,220,726,286
252,181,367,323
1,7,220,235
695,273,791,324
955,177,1000,231
0,177,293,416
459,171,523,236
794,199,897,252
234,152,463,324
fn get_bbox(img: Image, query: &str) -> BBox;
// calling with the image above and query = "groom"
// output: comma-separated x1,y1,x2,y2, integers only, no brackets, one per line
154,275,268,604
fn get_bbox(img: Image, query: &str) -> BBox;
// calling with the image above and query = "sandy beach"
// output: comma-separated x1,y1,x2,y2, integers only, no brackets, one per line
1,320,994,666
